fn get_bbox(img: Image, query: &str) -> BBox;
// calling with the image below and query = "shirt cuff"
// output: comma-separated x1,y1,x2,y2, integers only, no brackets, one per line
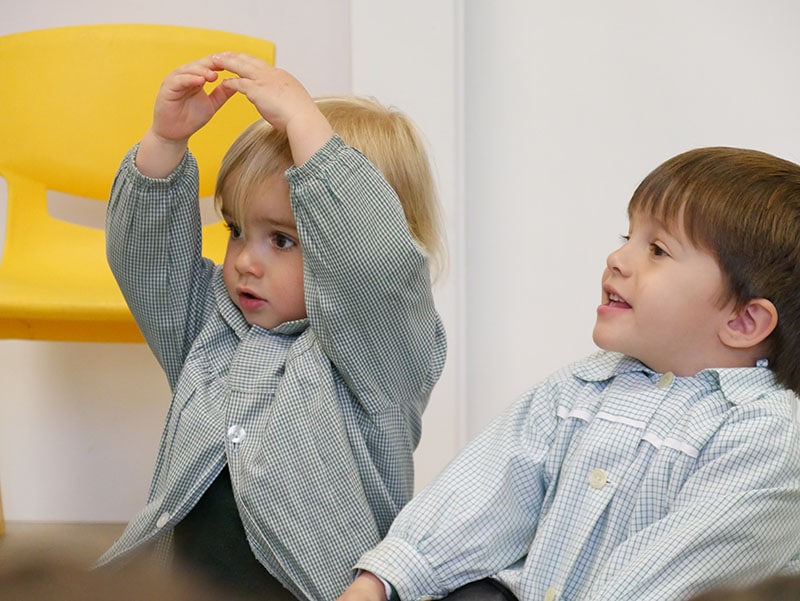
381,576,400,601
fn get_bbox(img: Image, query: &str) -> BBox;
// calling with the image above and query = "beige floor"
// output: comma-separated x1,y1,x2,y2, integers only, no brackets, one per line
0,522,125,567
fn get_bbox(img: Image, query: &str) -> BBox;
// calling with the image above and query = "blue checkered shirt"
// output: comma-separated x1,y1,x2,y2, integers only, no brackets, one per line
101,135,446,601
357,351,800,601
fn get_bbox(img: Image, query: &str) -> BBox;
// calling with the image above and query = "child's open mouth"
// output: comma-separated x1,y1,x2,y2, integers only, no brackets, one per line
237,288,267,311
607,292,631,309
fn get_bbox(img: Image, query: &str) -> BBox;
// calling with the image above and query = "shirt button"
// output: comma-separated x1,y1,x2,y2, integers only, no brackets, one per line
544,586,558,601
227,424,246,444
156,512,170,528
658,371,675,389
588,468,608,489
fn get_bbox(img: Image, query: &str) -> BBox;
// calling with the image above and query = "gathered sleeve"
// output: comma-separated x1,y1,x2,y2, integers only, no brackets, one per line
286,136,446,444
355,382,560,600
106,146,216,387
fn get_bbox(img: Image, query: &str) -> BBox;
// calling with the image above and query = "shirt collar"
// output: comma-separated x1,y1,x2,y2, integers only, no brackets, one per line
572,351,784,405
212,268,309,338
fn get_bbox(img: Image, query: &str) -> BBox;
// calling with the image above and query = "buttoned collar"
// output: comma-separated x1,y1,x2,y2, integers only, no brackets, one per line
572,351,784,405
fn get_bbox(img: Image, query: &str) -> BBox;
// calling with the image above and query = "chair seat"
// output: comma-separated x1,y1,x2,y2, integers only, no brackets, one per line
0,264,141,342
0,218,229,342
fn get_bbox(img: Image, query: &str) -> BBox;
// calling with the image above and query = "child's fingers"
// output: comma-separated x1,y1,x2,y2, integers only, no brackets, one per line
167,55,219,78
206,80,238,112
168,72,216,90
160,57,223,98
211,51,272,80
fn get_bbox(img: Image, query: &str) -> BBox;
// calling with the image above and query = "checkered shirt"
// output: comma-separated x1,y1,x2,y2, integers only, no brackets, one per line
357,351,800,601
100,135,446,601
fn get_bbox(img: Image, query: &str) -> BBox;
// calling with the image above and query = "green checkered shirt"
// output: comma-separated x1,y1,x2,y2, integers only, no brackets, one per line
101,135,446,601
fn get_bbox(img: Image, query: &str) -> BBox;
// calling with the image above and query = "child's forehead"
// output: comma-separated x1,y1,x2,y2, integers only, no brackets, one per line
221,168,287,206
222,171,293,224
628,204,683,233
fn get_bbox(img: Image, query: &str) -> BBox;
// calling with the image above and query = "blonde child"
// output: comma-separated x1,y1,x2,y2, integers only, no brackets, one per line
100,52,446,601
341,146,800,601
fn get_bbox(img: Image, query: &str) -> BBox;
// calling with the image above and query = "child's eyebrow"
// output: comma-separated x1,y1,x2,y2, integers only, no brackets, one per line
260,216,299,232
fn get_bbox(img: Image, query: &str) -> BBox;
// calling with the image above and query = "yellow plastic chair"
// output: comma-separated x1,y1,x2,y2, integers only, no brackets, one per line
0,24,274,343
0,24,274,534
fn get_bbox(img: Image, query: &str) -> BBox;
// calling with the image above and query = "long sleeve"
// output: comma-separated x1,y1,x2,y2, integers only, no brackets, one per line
284,136,446,507
288,136,445,429
100,136,447,601
356,379,563,600
106,146,217,387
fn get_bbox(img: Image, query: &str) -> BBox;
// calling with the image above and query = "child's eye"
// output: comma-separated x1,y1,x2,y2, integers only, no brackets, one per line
619,234,631,243
272,233,297,250
224,222,243,240
650,243,669,257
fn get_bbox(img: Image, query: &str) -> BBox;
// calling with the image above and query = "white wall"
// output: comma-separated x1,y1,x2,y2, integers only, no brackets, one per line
0,0,465,522
462,0,800,433
349,0,466,499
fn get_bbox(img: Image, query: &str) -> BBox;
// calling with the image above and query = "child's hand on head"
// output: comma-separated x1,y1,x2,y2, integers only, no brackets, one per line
211,52,334,165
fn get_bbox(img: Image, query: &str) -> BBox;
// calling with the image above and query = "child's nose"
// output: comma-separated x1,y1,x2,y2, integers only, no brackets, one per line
606,245,630,275
235,244,263,276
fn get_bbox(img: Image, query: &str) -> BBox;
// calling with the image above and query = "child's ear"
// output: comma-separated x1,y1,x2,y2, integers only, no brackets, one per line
720,298,778,349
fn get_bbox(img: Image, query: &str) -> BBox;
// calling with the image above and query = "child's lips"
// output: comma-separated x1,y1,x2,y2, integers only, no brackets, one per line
602,284,632,308
606,291,631,309
237,288,267,311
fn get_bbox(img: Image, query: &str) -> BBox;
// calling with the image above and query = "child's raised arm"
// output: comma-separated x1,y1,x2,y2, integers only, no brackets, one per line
211,52,334,165
136,55,237,178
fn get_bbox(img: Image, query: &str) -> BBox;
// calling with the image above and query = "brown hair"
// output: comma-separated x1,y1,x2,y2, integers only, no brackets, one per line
628,147,800,393
215,96,446,280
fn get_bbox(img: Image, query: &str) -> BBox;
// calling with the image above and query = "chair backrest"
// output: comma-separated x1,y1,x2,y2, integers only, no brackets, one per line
0,24,275,342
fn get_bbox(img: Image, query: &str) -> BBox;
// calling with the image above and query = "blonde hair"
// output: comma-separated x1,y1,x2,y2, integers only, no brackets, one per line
215,96,446,280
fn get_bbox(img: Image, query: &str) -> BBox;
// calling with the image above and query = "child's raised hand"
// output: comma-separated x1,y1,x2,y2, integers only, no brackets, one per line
136,56,236,178
211,52,334,165
151,56,236,144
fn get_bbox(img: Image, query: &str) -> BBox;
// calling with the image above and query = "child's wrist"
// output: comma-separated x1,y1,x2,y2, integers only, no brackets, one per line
135,129,189,178
285,109,334,166
352,571,391,601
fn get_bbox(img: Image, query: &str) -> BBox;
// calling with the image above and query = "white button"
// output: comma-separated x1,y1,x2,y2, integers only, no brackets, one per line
588,468,608,489
156,512,170,528
544,586,557,601
227,424,246,444
658,372,675,389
